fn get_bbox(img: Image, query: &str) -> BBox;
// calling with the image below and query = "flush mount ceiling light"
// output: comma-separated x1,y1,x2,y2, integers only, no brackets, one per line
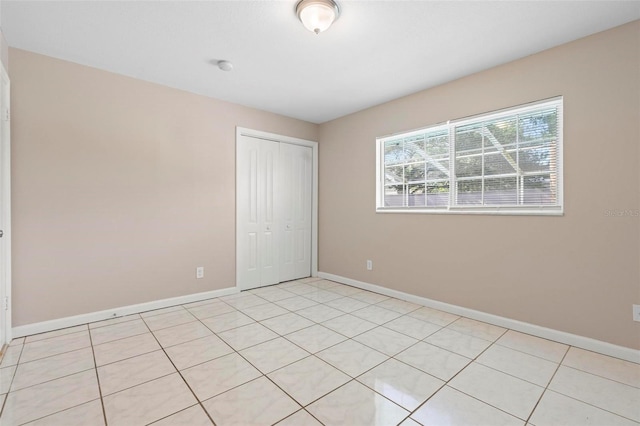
296,0,340,34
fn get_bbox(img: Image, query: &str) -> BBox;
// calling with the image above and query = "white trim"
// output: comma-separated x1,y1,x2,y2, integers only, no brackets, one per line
376,208,563,216
378,123,450,146
235,127,319,290
375,135,382,209
0,62,10,344
318,272,640,364
11,287,239,338
556,97,564,212
311,138,319,277
450,97,562,127
237,127,317,151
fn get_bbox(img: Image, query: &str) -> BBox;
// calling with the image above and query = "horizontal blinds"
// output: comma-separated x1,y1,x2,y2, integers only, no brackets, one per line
383,129,450,208
378,98,562,212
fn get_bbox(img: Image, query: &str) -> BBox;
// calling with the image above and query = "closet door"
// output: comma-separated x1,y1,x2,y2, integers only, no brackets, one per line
237,135,280,289
279,143,312,282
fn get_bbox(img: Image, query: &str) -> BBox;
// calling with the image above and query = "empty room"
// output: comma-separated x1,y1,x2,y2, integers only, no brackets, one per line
0,1,638,425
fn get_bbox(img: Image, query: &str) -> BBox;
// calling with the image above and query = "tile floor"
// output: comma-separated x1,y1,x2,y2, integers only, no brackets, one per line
0,277,638,425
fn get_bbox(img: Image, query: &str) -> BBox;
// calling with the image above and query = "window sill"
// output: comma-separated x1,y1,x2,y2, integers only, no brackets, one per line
375,207,564,216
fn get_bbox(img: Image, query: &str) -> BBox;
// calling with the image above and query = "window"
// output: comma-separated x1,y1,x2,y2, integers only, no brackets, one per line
376,98,563,215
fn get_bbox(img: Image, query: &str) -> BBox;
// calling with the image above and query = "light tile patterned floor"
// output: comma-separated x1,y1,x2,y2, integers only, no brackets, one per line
0,277,638,425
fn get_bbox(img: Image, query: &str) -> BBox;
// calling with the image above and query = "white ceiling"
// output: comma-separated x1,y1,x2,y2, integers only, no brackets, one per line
2,1,639,123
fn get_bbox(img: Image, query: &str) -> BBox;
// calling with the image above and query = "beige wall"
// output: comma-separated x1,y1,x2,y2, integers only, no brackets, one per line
0,30,7,71
0,0,6,70
9,21,640,350
318,21,640,349
10,48,318,326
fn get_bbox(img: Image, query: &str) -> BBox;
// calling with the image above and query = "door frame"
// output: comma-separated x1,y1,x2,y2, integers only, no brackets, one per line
0,62,11,346
235,127,318,290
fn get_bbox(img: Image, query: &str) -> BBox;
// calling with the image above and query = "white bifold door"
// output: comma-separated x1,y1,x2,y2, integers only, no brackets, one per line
237,134,313,290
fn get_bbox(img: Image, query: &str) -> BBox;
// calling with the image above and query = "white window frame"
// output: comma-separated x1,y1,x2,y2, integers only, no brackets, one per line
376,97,563,215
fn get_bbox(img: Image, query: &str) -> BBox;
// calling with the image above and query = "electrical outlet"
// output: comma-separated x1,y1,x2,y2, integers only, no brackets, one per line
633,304,640,322
366,260,373,271
196,267,204,279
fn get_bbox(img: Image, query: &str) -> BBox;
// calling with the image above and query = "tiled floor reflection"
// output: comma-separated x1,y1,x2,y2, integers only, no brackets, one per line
0,277,639,425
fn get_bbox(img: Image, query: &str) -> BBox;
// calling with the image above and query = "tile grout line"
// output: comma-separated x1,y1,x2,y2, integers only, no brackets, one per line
560,363,640,390
261,288,455,395
250,287,445,424
5,279,636,426
3,330,106,424
0,282,540,426
7,399,105,426
397,327,515,425
0,281,501,425
169,287,342,423
434,326,636,425
533,348,640,423
3,362,96,395
0,281,463,425
272,408,324,425
0,335,105,425
92,339,160,369
186,290,322,425
87,328,110,426
543,386,640,423
144,403,206,426
524,343,571,425
135,282,484,423
492,339,568,365
214,285,411,424
348,333,447,419
0,343,24,422
229,350,316,424
19,326,87,345
139,311,219,426
12,328,93,364
88,314,142,330
397,381,449,426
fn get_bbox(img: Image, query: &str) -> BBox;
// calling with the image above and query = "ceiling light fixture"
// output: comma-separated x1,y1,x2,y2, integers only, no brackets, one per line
296,0,340,35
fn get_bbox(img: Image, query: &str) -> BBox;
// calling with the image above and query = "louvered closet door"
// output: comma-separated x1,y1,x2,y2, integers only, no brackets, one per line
279,143,312,282
237,135,280,289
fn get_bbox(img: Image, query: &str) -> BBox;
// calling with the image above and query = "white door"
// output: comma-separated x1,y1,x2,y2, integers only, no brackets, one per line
279,143,312,282
236,133,314,290
237,135,280,289
0,64,10,346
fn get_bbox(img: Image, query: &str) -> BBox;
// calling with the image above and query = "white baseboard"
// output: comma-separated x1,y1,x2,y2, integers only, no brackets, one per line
318,272,640,364
12,287,239,338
